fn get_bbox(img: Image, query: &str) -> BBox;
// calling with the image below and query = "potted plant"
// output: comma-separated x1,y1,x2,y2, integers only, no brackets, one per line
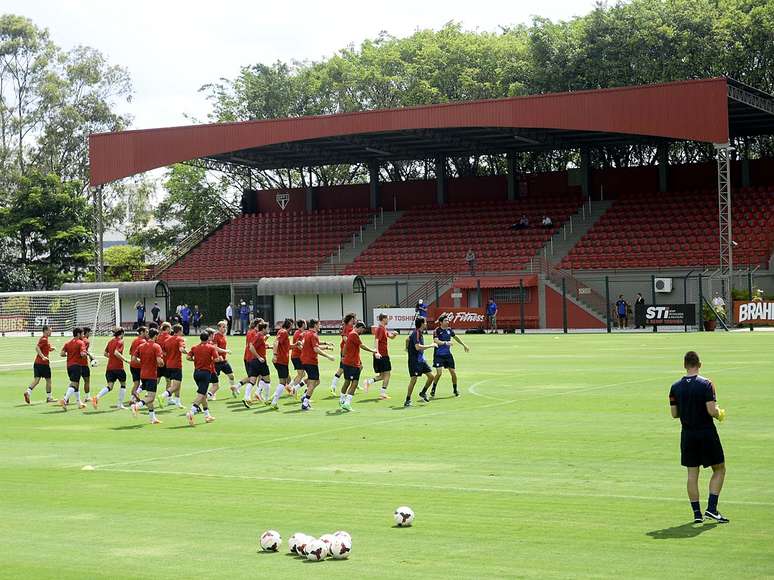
702,303,716,331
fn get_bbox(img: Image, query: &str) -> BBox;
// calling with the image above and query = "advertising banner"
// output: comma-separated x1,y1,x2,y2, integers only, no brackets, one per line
371,308,417,330
644,304,696,326
734,300,774,326
427,307,486,329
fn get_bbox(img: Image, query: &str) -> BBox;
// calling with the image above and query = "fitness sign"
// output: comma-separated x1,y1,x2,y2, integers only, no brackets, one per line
734,300,774,326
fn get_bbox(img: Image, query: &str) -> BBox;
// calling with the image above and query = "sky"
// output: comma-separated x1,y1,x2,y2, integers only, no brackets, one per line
4,0,599,130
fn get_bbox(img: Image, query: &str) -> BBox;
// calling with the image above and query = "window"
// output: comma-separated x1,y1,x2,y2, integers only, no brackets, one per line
491,287,531,304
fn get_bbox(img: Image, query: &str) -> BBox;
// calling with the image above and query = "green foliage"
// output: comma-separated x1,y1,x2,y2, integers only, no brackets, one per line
101,245,145,282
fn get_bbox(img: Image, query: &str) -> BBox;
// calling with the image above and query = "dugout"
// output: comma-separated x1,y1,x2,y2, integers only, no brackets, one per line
61,281,169,328
256,275,366,331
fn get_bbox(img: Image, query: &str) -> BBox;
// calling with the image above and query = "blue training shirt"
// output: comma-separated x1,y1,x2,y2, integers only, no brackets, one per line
433,327,455,356
486,301,497,316
408,329,425,363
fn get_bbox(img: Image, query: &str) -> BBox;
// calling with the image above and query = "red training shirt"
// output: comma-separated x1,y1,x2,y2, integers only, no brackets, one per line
374,325,389,357
129,336,146,369
164,335,186,369
190,342,219,373
138,341,163,380
63,338,87,367
274,328,290,365
291,329,304,358
340,323,353,352
156,331,171,361
342,330,363,368
105,337,125,371
243,328,257,361
300,329,319,366
213,332,227,359
35,336,54,365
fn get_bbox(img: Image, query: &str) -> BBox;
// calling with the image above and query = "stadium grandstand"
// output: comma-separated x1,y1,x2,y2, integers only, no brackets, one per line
88,76,774,330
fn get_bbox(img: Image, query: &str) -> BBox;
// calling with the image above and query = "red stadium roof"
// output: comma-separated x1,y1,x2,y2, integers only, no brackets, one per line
89,77,774,186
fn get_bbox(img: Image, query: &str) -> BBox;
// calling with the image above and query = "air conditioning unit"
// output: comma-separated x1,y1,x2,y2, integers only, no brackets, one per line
654,277,673,293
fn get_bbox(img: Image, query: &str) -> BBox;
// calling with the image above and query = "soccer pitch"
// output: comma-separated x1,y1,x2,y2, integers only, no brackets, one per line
1,332,773,579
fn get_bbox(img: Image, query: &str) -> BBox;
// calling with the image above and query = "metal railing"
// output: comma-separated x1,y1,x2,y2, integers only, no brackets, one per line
401,273,456,308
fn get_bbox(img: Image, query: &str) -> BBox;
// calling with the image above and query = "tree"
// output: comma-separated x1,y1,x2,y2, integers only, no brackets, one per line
101,244,144,281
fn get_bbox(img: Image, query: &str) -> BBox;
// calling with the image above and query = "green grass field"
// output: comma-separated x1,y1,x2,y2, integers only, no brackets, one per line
1,332,773,579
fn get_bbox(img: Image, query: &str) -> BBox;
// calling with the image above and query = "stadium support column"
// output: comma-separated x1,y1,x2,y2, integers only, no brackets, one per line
715,143,734,325
580,148,590,199
369,161,380,209
657,143,669,193
435,156,447,205
506,153,517,200
94,185,104,282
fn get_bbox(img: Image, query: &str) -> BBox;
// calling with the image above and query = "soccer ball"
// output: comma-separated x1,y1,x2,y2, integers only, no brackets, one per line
288,533,303,554
319,533,336,554
90,359,99,367
306,539,327,561
259,530,281,552
329,534,352,559
333,530,351,543
295,534,313,557
394,506,414,527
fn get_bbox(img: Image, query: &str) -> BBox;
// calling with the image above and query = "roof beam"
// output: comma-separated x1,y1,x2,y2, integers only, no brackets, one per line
728,84,774,116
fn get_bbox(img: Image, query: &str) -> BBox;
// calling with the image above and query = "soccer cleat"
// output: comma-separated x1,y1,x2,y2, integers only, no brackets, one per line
150,417,162,425
270,401,279,410
186,412,195,426
117,404,126,410
23,391,31,404
693,516,704,524
453,388,460,397
175,401,185,409
342,402,353,412
91,396,99,409
301,398,311,411
59,399,68,411
419,392,430,403
704,510,729,523
430,388,436,398
78,402,87,410
130,403,139,418
404,400,412,407
205,415,215,423
242,399,252,409
46,396,56,403
379,392,391,400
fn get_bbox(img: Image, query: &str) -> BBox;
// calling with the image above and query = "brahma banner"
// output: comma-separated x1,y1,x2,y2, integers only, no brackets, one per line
734,301,774,326
427,307,486,329
371,308,417,330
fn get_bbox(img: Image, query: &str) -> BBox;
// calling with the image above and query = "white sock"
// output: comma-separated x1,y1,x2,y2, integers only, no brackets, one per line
26,387,33,394
136,400,146,409
97,387,110,399
345,394,353,404
163,390,171,398
64,386,75,402
190,405,199,415
204,408,211,417
331,375,339,388
244,383,253,400
174,397,181,405
148,410,156,421
263,382,271,398
381,386,388,395
76,390,82,403
118,387,126,404
272,384,284,404
339,394,346,404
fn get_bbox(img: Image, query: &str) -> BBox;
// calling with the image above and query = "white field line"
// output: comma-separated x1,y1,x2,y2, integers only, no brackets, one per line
92,467,774,508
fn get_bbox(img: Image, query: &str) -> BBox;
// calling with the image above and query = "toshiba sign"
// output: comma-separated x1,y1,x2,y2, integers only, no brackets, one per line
734,301,774,325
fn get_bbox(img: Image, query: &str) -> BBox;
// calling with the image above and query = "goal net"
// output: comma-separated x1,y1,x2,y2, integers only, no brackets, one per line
0,289,119,371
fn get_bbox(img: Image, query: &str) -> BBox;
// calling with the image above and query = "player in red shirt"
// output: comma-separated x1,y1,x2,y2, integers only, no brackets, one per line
185,331,222,425
130,328,165,424
160,324,188,408
92,327,131,409
80,326,97,402
242,322,272,407
330,313,356,396
363,313,399,400
338,321,381,411
269,318,294,409
209,320,237,400
288,319,307,397
299,319,335,411
58,327,88,410
236,318,260,395
128,326,148,402
24,324,55,404
155,321,173,394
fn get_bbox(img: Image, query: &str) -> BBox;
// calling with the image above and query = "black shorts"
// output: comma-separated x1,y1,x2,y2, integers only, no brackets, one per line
67,365,83,383
433,353,456,369
105,369,127,384
130,367,141,382
274,363,289,380
291,357,303,371
158,366,167,379
193,369,211,395
249,359,270,378
408,360,432,377
244,360,252,376
373,355,391,374
304,364,320,381
681,427,725,468
166,368,183,382
141,378,158,392
215,361,233,376
33,363,51,379
80,364,90,379
342,364,362,381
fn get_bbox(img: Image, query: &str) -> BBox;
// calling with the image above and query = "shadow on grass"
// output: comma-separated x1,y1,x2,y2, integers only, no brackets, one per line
166,424,193,430
85,409,119,415
646,522,718,539
354,398,382,404
110,424,144,430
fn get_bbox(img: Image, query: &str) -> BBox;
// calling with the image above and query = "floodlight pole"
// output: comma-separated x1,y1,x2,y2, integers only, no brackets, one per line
715,143,733,324
94,185,105,282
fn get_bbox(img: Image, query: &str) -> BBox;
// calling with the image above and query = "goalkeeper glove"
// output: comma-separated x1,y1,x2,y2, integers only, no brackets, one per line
716,407,726,422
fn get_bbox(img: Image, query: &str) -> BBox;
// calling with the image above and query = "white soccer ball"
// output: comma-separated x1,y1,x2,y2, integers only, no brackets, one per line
319,533,336,554
295,534,313,557
333,530,351,543
306,539,327,561
329,534,352,559
288,533,303,554
394,506,414,527
90,359,99,367
259,529,281,552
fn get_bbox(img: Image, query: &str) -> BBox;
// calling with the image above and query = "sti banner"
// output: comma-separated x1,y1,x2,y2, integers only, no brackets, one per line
371,308,416,330
427,307,486,329
645,304,696,326
734,300,774,326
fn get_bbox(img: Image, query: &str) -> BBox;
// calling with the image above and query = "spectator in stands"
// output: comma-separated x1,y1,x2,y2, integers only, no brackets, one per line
193,306,203,333
151,302,161,324
415,299,428,320
510,214,530,230
135,301,145,330
225,303,234,335
615,294,629,329
180,304,192,335
239,301,250,334
486,298,498,333
541,215,553,228
465,249,476,275
634,293,646,328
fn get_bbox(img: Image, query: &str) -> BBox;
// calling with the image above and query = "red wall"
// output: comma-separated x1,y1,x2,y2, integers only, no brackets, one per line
381,179,436,210
255,187,306,213
545,286,606,329
317,183,370,210
447,175,507,204
435,286,539,322
591,165,658,198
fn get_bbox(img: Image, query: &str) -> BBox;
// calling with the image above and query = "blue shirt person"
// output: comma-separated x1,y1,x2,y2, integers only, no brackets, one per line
415,300,428,319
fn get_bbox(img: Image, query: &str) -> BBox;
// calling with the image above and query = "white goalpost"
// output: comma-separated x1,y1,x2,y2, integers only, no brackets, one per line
0,289,120,371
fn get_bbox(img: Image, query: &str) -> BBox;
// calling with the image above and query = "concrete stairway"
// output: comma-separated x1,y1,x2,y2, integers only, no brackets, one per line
316,210,403,275
537,199,613,265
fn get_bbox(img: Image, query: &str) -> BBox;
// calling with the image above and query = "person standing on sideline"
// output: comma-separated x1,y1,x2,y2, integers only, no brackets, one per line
615,294,628,329
634,293,646,328
135,301,145,329
24,325,55,404
239,301,250,335
180,304,192,335
404,317,437,407
486,298,498,334
415,299,428,320
465,249,476,276
192,305,203,334
225,302,234,335
669,351,728,523
151,302,161,324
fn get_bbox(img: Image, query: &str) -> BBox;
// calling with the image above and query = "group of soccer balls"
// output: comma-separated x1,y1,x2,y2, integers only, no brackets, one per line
258,506,415,562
